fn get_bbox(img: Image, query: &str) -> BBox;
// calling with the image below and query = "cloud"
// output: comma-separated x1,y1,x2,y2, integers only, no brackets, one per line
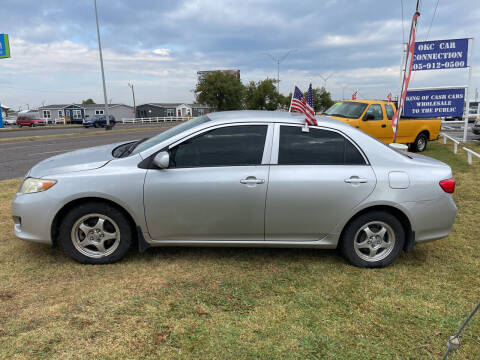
0,0,479,109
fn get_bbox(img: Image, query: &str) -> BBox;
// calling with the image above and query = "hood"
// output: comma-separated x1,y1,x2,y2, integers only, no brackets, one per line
28,142,124,178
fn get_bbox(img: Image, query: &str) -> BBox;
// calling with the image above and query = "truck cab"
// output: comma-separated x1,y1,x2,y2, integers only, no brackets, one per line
323,100,441,152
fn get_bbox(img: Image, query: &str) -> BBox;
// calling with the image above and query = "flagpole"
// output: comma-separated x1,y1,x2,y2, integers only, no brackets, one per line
393,2,420,143
288,84,295,112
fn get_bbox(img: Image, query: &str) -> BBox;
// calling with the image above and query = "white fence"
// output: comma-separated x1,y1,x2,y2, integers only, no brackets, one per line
463,147,480,165
440,132,479,165
121,116,190,124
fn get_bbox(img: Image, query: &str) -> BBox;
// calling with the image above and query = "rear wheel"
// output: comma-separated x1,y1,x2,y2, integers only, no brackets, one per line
340,211,405,268
411,132,428,152
59,202,133,264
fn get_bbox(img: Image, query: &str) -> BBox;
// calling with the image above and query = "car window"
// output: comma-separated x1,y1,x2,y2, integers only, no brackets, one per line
169,125,268,168
364,104,383,120
278,126,366,165
385,104,394,120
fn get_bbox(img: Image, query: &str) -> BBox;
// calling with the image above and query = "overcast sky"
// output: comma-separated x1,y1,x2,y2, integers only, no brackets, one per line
1,0,479,110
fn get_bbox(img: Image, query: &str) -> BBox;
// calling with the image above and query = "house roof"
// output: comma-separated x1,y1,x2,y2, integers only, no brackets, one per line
144,103,212,109
39,103,132,110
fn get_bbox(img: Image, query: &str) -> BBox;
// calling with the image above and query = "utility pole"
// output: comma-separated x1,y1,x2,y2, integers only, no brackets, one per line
128,82,136,118
262,49,297,94
94,0,111,130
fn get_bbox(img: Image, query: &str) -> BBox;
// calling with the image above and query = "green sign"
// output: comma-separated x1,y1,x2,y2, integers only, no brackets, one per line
0,34,10,59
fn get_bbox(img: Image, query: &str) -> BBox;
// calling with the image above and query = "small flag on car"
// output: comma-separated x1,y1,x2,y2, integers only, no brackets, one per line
387,92,392,102
352,90,358,100
304,83,317,126
289,86,307,113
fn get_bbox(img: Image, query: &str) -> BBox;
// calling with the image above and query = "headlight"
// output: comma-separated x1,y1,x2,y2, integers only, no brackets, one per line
20,178,57,194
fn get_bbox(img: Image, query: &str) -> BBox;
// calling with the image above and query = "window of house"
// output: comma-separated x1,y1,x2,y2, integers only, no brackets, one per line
197,108,205,116
167,108,175,117
278,126,366,165
385,104,394,120
169,125,268,168
42,110,51,119
73,110,82,119
58,110,63,117
95,109,104,115
364,104,383,120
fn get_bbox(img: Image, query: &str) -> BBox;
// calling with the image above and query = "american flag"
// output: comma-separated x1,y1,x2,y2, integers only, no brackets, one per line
352,90,358,100
387,92,392,102
305,83,317,126
290,86,306,113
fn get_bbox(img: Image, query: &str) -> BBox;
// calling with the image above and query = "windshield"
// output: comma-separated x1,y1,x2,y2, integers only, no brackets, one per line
324,102,368,119
131,115,212,155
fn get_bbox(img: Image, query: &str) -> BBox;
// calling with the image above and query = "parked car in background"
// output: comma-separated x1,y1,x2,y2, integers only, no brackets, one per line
12,111,457,268
473,118,480,135
3,117,17,125
16,112,45,127
83,115,116,128
323,100,441,152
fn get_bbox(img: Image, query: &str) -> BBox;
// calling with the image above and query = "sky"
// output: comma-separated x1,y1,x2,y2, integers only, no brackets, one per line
1,0,479,111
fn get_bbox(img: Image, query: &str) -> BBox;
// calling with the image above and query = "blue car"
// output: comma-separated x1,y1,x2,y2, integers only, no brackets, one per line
83,115,116,128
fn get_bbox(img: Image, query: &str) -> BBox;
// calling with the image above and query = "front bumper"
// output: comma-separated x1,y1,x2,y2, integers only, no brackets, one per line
11,191,55,245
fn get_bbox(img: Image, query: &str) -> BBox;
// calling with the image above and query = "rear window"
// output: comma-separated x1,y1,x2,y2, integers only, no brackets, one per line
278,126,367,165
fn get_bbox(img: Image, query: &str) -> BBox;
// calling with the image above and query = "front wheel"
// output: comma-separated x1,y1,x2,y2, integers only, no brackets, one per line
59,202,133,264
340,211,405,268
411,132,428,152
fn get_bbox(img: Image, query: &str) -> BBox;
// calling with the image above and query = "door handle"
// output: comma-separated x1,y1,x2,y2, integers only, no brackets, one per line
381,124,386,128
344,177,368,184
240,177,265,185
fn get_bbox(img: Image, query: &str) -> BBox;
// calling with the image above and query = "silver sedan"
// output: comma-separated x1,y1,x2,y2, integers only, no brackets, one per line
12,111,457,267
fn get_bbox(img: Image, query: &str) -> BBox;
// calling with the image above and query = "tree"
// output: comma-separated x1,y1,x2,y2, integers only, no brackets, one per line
304,87,334,113
244,79,283,111
194,72,244,110
82,98,96,104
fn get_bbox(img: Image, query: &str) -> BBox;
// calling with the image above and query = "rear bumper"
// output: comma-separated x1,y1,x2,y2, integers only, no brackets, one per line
401,195,457,244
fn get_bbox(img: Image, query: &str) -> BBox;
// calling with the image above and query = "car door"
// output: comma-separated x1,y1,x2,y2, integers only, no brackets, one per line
359,104,390,142
143,123,272,241
265,124,376,241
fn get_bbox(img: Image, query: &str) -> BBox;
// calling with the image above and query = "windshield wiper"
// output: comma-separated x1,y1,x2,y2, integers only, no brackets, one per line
328,113,347,118
118,138,149,158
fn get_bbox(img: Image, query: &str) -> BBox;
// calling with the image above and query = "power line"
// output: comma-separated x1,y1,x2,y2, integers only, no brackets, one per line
425,0,440,41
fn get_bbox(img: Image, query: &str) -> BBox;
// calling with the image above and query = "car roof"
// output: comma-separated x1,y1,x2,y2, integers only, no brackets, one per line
342,99,391,105
206,110,349,130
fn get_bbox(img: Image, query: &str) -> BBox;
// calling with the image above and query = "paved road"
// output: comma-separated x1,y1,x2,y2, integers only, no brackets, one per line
0,122,175,139
0,127,169,180
441,124,480,142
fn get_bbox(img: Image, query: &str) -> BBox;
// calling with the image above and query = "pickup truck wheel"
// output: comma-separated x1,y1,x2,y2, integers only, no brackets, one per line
411,132,428,152
340,211,405,268
59,202,133,264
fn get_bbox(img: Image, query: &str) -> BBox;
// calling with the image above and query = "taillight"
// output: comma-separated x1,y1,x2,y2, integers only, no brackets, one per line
439,178,455,194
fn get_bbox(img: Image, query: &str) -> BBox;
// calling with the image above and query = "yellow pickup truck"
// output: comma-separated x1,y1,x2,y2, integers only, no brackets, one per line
323,100,441,152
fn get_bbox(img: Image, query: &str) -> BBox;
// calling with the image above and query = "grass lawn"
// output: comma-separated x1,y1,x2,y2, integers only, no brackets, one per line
0,141,478,359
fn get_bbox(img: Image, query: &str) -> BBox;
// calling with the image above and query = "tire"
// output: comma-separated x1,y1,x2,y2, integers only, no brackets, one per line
59,202,133,264
411,132,428,152
93,123,99,128
340,211,405,268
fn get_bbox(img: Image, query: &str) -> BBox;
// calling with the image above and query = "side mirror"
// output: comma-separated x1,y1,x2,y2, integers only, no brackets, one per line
363,114,375,121
153,151,170,169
